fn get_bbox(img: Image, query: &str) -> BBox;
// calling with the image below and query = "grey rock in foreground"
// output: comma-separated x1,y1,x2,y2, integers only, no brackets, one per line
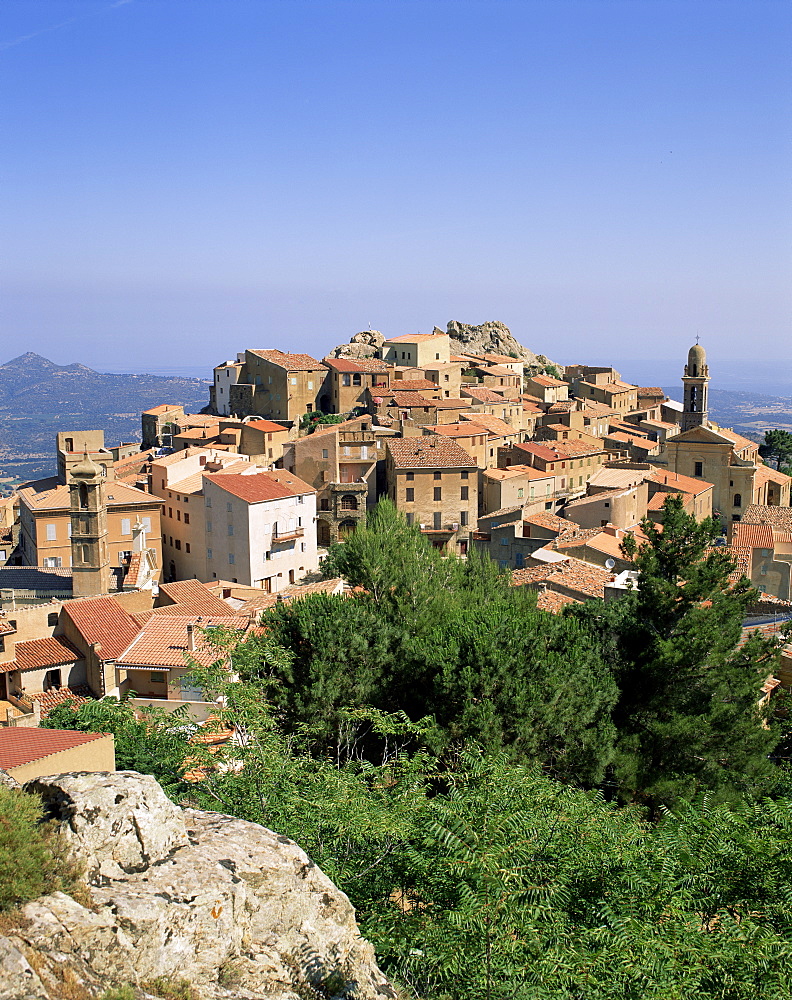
1,771,396,1000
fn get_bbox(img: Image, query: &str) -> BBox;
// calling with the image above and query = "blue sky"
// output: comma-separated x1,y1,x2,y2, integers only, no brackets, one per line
2,0,790,373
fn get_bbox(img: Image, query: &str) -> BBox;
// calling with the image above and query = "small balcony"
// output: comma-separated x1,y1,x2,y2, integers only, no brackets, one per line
271,528,304,543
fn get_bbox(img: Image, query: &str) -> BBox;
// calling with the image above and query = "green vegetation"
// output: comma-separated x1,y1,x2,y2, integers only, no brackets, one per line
760,428,792,470
43,496,792,997
300,411,346,432
0,784,84,912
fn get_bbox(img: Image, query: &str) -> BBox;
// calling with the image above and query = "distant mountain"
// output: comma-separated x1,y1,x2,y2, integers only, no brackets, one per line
0,353,211,487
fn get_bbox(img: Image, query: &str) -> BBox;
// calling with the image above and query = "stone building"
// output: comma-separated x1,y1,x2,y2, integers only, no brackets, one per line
382,330,451,367
386,436,478,554
224,350,328,422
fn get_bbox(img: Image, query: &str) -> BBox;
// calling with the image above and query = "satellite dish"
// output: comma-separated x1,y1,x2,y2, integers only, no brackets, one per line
605,558,616,570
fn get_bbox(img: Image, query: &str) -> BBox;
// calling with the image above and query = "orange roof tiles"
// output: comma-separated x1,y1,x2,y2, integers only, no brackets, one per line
248,350,323,371
462,386,514,403
637,387,665,397
754,465,792,487
432,423,489,439
390,379,440,392
156,579,237,616
512,556,612,600
535,590,581,614
31,685,93,718
209,470,314,503
743,505,792,530
529,374,566,387
62,596,142,660
388,436,476,470
244,419,287,433
731,523,775,550
117,616,248,668
3,636,82,674
648,469,714,496
0,728,107,770
18,478,160,513
142,404,181,415
459,413,516,436
385,332,447,343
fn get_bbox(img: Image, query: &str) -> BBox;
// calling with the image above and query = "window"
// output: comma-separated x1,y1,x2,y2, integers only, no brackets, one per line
228,553,235,564
461,471,469,480
434,471,442,480
360,446,368,459
175,539,181,550
733,493,742,508
406,512,414,525
43,556,62,568
297,494,304,504
207,520,212,532
694,462,703,477
291,377,297,386
406,488,414,502
460,511,468,526
150,672,166,684
406,472,414,481
167,507,172,519
207,547,213,558
46,523,57,541
226,502,233,512
142,517,152,530
433,512,442,529
227,524,234,536
353,373,361,386
516,488,523,499
185,543,191,553
307,381,313,390
434,487,442,501
322,449,329,459
184,512,190,524
342,374,351,387
206,496,212,508
461,486,469,500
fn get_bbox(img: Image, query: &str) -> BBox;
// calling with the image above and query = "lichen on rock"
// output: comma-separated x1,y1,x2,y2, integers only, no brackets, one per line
1,771,396,1000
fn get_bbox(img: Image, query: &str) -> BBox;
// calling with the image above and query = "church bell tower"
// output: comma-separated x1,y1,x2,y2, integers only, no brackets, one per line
69,449,111,598
681,341,710,432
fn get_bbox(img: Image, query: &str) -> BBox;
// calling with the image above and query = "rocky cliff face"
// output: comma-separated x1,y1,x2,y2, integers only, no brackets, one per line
330,321,557,373
1,771,396,1000
443,320,557,372
330,331,385,361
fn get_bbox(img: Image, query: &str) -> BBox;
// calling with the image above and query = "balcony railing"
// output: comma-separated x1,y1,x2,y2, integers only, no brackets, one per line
272,528,304,543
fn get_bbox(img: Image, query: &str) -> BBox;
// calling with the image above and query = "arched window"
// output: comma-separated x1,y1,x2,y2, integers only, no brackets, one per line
733,493,742,508
79,483,89,509
340,494,358,511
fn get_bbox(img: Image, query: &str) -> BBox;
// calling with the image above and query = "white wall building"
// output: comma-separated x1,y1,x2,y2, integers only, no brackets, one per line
202,469,318,591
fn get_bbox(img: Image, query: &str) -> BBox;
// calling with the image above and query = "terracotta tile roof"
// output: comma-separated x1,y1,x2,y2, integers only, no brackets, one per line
236,578,347,615
18,478,160,513
209,470,314,503
754,465,791,487
432,422,488,438
353,358,390,373
156,580,236,616
384,391,434,407
62,595,142,659
523,511,573,533
481,364,518,377
551,439,608,457
385,332,447,343
31,685,93,718
2,636,82,674
547,400,575,413
648,469,714,496
483,465,554,481
168,460,253,495
462,386,511,403
459,413,516,437
323,357,365,372
0,619,15,636
142,404,181,415
529,374,566,387
743,505,792,530
535,590,581,613
637,387,665,397
731,523,775,550
477,353,521,364
388,436,476,470
0,567,73,591
391,379,440,392
564,488,624,508
647,489,694,511
724,545,751,582
244,419,287,433
512,556,612,600
117,616,248,668
0,728,107,770
717,427,758,453
248,350,323,371
432,398,468,408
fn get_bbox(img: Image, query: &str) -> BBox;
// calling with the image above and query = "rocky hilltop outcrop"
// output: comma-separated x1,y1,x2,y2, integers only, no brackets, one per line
1,771,395,1000
330,321,557,372
442,320,557,372
330,331,386,361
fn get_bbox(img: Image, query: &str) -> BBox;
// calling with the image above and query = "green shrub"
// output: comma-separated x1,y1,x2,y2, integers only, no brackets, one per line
0,785,84,911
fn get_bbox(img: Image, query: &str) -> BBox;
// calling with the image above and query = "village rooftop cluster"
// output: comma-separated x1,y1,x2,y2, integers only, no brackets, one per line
0,326,791,771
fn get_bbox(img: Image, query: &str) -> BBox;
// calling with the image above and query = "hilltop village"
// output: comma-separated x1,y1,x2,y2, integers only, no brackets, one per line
0,320,790,734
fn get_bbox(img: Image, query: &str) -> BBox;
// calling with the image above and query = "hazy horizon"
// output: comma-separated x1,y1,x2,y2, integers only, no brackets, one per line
3,1,790,368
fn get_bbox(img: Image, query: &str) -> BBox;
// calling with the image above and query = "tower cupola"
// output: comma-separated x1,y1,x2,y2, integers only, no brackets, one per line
681,340,710,431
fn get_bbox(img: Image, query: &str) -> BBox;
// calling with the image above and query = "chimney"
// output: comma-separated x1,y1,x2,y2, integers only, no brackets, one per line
186,624,195,651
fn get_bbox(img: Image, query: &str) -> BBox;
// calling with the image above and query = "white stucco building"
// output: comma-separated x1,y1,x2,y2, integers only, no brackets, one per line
202,469,318,591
